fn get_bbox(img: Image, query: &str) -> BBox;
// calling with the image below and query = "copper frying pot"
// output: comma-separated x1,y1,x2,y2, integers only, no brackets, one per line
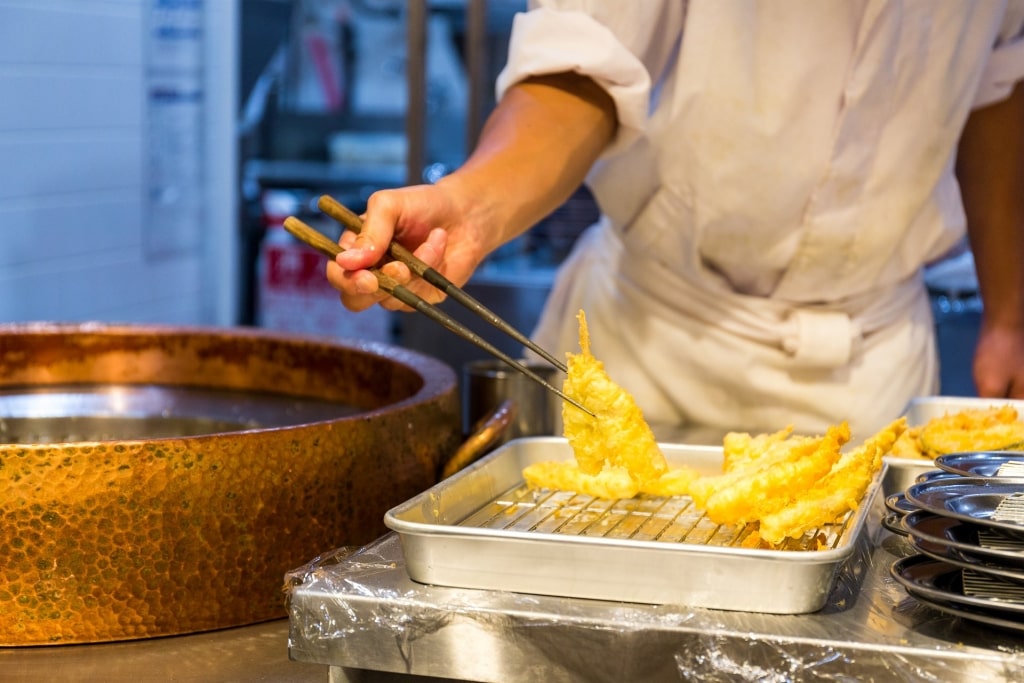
0,323,461,645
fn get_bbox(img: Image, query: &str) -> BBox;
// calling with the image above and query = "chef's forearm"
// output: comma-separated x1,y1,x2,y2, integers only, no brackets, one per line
437,72,617,254
957,80,1024,329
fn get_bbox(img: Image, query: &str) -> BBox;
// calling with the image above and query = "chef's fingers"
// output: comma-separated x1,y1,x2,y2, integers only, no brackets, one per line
376,230,451,311
326,259,383,312
973,326,1024,398
412,228,448,273
335,192,407,271
327,228,452,313
377,260,419,312
338,229,359,251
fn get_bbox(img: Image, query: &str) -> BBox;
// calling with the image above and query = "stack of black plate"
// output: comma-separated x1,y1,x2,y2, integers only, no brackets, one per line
888,452,1024,633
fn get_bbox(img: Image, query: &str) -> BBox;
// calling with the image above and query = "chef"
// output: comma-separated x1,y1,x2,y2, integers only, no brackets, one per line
328,1,1024,435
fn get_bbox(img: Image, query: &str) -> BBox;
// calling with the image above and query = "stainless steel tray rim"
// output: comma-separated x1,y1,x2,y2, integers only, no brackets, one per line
384,505,861,564
384,438,881,613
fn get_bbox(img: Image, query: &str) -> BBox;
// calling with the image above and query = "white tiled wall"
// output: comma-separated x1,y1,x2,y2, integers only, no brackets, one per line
0,0,239,325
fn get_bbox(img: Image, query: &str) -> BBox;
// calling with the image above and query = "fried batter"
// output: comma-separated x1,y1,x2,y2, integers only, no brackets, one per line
698,422,851,527
918,405,1024,457
561,310,667,484
523,460,700,500
890,425,926,459
523,312,904,544
721,426,796,472
638,465,701,497
757,418,906,544
889,406,1024,460
522,460,640,499
688,429,836,512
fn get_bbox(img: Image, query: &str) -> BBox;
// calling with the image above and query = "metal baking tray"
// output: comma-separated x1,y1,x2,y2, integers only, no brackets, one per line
384,437,882,614
885,396,1024,491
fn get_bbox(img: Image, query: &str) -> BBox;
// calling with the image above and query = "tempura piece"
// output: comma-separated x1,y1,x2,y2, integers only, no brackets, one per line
688,429,833,511
638,465,701,497
697,423,851,526
522,460,639,499
561,310,667,484
890,425,926,459
721,426,796,473
523,460,700,501
757,418,906,544
918,405,1024,457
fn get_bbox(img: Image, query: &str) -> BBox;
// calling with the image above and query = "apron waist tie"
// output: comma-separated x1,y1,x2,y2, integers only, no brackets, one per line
780,308,862,368
599,219,923,370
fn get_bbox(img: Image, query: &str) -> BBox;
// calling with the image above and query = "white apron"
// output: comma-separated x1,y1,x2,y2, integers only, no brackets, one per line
531,216,936,435
502,1,1024,435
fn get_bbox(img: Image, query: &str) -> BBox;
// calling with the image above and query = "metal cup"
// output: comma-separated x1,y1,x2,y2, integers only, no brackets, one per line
463,359,563,442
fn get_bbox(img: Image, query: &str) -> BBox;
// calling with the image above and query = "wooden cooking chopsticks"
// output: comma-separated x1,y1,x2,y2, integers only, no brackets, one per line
282,200,595,418
317,195,567,372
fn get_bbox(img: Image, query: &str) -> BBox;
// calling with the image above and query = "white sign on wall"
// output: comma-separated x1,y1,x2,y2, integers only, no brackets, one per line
144,0,204,257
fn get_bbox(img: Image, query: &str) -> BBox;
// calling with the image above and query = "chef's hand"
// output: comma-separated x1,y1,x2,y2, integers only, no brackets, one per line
325,181,490,312
973,323,1024,398
325,71,617,313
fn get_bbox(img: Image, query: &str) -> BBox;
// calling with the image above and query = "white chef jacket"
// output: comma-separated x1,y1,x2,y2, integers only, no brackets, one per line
497,1,1024,435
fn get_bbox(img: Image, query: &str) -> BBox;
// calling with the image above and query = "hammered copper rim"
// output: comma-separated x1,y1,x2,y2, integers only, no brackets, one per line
0,323,460,646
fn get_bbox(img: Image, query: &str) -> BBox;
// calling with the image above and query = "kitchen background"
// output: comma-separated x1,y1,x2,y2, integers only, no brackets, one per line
0,0,982,395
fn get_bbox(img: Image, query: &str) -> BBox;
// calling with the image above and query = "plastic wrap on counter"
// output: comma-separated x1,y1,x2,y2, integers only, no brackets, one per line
284,518,1024,682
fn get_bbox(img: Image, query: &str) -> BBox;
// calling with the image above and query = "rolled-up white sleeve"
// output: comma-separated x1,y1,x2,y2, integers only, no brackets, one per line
495,2,685,156
974,39,1024,106
973,2,1024,107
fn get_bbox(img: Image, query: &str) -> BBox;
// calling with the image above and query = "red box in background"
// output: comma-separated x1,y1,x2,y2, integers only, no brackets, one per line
256,190,393,343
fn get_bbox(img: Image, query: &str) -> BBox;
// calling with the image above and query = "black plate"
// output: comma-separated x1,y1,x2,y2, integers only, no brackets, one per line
884,469,958,517
935,452,1024,478
890,555,1024,626
904,477,1024,540
901,510,1024,570
882,511,909,536
885,491,919,516
907,534,1024,585
899,584,1024,635
916,469,963,484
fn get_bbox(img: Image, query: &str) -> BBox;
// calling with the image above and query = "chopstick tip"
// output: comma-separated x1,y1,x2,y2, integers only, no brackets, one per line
565,396,596,418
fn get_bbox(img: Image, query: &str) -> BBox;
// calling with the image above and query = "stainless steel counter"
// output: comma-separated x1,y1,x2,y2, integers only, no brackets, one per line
286,464,1024,683
1,620,325,683
10,460,1019,682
